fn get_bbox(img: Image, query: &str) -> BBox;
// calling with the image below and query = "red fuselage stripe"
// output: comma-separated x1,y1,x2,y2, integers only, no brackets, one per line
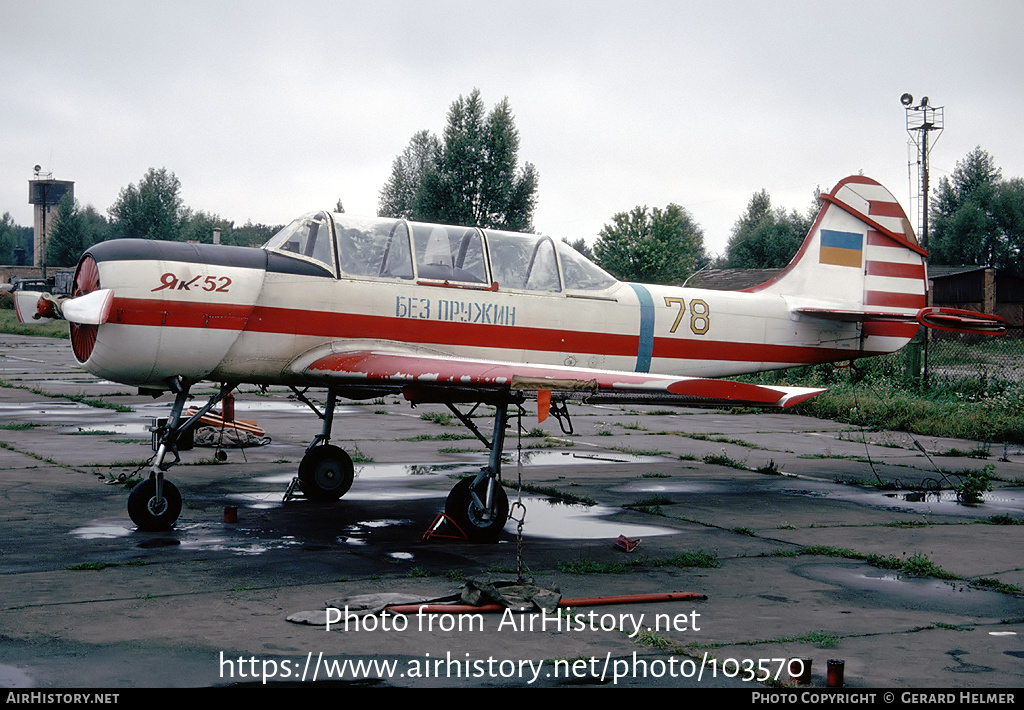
109,297,868,366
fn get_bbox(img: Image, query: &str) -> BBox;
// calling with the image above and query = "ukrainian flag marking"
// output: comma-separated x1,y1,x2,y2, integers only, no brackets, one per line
819,229,863,267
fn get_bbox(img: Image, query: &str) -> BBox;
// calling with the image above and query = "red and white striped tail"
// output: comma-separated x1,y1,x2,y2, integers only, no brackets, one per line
751,175,1004,344
751,175,929,352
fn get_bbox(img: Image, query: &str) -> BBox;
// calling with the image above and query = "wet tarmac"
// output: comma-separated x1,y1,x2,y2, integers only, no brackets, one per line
0,333,1023,688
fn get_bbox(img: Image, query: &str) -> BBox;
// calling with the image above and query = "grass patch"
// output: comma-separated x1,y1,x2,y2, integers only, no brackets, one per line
608,446,670,457
625,495,674,508
420,411,453,425
348,444,373,463
68,559,148,571
0,378,133,413
702,452,747,470
784,546,959,581
0,309,70,338
737,359,1024,444
556,559,632,574
647,551,721,568
686,433,762,449
557,550,720,574
973,578,1023,594
402,432,476,441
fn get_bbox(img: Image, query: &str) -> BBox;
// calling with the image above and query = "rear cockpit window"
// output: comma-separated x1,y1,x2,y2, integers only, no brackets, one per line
485,230,560,292
410,223,488,284
556,239,617,290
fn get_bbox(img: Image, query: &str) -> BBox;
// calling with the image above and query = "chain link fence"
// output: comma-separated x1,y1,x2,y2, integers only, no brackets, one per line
914,327,1024,387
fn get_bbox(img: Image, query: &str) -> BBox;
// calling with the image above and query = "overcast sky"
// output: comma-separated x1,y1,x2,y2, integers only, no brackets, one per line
3,1,1023,257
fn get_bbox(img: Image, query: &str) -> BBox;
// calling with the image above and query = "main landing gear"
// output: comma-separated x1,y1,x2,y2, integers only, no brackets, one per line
293,387,517,542
437,397,516,542
294,389,355,502
129,379,236,531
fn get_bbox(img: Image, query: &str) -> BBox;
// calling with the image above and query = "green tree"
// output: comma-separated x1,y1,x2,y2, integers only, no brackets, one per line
720,189,811,269
379,90,539,231
232,221,282,247
593,203,706,284
0,212,22,264
180,210,231,245
929,147,1023,273
561,236,594,261
378,129,440,220
47,193,88,267
108,167,187,241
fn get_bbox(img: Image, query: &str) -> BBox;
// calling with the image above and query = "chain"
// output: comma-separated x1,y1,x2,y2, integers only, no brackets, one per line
514,403,526,583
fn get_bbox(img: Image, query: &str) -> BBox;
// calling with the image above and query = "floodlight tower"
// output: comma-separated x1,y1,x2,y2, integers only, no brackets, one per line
901,93,943,251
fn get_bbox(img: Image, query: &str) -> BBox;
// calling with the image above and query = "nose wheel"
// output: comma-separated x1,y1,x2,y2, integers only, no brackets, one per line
298,444,354,502
128,476,182,531
444,476,509,542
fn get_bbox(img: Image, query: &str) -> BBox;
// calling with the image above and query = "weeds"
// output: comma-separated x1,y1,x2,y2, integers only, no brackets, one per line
420,411,453,426
702,452,747,470
954,465,993,505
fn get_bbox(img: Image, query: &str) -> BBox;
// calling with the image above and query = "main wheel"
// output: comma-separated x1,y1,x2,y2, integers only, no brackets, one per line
444,477,509,542
298,445,354,502
128,478,182,531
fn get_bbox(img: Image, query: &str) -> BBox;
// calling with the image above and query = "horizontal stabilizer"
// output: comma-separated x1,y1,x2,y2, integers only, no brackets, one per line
916,307,1006,335
292,348,823,409
794,305,1006,336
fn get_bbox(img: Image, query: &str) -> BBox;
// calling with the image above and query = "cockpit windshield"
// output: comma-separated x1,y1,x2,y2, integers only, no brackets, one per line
270,213,618,293
264,213,334,271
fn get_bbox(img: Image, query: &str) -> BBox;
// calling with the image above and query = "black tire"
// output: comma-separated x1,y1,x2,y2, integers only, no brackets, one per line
298,445,354,502
128,478,182,531
444,477,509,542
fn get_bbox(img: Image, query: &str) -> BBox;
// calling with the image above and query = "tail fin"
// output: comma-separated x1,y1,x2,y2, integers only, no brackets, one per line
752,175,1002,352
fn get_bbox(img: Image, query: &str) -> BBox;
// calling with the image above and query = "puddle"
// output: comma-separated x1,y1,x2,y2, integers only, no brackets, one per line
69,519,303,556
69,523,133,539
0,663,33,687
781,481,1024,519
173,522,303,555
795,562,1022,618
513,496,675,540
616,480,735,494
337,519,416,546
226,492,285,508
510,450,673,465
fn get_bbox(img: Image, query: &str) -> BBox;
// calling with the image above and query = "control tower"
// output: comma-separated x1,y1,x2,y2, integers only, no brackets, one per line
28,166,74,272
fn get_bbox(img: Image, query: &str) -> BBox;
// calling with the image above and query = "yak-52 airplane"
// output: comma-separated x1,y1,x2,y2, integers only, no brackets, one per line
14,175,1004,540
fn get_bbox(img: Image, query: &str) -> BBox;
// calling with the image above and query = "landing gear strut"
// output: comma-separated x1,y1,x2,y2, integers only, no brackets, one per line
441,397,516,542
295,388,354,502
129,379,235,531
290,386,515,542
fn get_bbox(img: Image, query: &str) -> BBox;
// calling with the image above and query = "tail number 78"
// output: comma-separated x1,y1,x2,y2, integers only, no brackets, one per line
664,297,710,335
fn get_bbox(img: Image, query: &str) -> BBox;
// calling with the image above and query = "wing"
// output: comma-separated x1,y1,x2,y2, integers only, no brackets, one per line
287,348,822,408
